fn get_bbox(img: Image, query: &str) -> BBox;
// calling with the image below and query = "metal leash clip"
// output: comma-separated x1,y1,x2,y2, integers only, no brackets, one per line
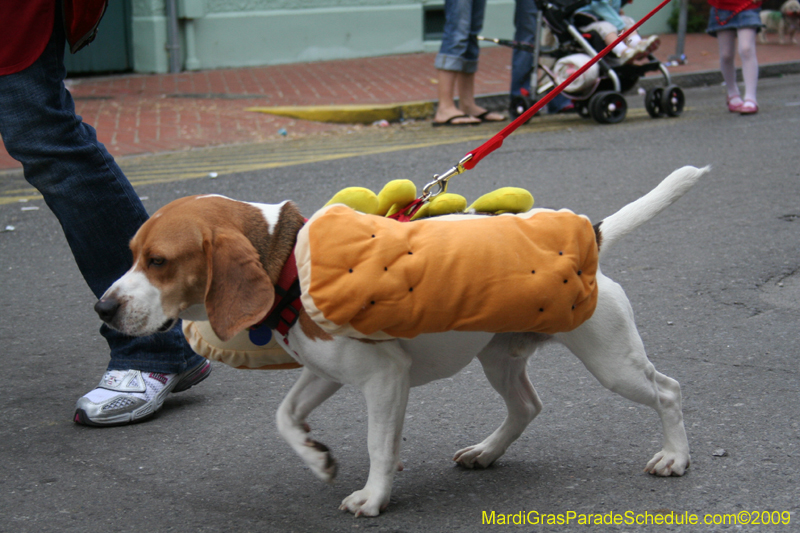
420,154,473,202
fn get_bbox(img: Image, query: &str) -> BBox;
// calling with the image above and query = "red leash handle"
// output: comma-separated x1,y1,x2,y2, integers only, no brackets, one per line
463,0,673,170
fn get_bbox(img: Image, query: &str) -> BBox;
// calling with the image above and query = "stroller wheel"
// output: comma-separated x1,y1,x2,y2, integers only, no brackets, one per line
589,91,627,124
645,87,665,118
661,85,685,117
509,95,532,120
575,101,592,119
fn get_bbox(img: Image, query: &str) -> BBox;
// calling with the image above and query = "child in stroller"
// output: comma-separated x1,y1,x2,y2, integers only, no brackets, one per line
576,0,661,65
483,0,685,124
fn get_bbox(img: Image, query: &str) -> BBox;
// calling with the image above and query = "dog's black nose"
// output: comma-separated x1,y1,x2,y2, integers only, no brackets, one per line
94,298,120,323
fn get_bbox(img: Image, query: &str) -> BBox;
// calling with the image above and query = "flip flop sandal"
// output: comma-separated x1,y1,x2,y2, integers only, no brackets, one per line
432,114,481,127
473,110,507,123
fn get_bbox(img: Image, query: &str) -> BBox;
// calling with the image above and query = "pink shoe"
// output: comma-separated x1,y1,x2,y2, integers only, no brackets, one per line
727,95,743,113
739,99,758,115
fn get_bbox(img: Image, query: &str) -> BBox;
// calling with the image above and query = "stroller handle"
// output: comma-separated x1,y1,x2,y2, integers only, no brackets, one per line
477,36,536,53
534,0,590,13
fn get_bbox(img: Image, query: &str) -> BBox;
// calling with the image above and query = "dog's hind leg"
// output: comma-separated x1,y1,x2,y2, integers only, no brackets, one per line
276,368,343,482
454,334,544,468
557,274,690,476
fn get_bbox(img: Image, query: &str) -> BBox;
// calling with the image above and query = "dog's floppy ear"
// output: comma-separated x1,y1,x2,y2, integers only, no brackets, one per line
204,232,275,341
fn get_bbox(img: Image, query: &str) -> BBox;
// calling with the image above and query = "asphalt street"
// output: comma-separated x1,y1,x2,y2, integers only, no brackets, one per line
1,76,799,532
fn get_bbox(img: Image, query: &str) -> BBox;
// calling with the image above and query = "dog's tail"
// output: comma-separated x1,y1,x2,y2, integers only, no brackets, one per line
596,165,709,260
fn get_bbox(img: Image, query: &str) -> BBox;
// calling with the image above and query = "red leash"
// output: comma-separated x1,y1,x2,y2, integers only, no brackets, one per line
390,0,673,222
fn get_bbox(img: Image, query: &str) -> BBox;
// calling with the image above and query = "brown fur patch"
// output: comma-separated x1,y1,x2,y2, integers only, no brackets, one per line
299,308,334,342
239,208,275,279
242,202,305,284
593,222,603,250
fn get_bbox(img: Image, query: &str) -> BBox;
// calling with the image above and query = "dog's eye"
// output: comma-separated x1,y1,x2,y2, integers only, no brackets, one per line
149,257,166,267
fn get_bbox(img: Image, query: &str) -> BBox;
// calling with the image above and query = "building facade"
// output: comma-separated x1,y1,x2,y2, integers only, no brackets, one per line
68,0,675,74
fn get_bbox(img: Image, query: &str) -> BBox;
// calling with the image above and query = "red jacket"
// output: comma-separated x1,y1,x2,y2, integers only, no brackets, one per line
63,0,108,54
0,0,108,76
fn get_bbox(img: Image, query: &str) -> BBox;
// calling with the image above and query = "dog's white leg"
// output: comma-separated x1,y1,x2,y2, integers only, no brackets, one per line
454,334,543,468
340,344,411,517
276,368,343,482
557,274,690,476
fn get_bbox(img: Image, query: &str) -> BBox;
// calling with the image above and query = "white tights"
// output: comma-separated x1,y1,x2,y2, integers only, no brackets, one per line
717,28,758,103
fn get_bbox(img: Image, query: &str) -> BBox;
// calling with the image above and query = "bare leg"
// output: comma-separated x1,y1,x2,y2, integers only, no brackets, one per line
457,72,505,120
454,334,543,468
434,70,480,124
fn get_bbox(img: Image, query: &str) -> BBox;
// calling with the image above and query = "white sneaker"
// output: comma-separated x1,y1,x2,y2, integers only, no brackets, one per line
73,360,212,426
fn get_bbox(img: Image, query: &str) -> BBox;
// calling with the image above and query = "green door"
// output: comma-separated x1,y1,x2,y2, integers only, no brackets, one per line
64,0,132,75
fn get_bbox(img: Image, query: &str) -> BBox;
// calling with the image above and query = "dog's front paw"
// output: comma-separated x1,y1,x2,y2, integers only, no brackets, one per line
339,488,388,517
453,444,502,469
644,450,690,476
302,438,338,482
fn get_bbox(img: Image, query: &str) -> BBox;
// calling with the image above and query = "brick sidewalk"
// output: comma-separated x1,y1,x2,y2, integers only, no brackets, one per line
1,34,797,171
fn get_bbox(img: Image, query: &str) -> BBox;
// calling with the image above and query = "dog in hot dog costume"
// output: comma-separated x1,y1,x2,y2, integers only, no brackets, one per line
184,182,558,364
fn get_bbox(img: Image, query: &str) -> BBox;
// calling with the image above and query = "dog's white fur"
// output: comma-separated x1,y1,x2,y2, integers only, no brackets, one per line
97,166,708,516
760,0,800,44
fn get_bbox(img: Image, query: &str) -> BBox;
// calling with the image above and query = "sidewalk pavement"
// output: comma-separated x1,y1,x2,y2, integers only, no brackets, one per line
1,33,798,172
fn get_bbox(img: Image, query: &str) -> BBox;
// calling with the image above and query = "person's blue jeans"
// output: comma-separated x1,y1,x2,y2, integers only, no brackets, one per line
511,0,571,112
435,0,487,73
0,9,203,374
511,0,538,97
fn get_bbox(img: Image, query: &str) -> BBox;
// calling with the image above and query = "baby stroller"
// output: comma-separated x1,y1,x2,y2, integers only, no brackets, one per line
483,0,685,124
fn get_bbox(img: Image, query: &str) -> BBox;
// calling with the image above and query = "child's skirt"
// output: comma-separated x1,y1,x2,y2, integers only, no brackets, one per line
706,7,762,37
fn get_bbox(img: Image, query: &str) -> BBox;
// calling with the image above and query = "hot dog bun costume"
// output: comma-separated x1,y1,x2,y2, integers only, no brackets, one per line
296,204,599,340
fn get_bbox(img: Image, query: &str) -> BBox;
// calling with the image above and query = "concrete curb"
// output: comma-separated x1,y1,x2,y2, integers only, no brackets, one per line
250,61,799,123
